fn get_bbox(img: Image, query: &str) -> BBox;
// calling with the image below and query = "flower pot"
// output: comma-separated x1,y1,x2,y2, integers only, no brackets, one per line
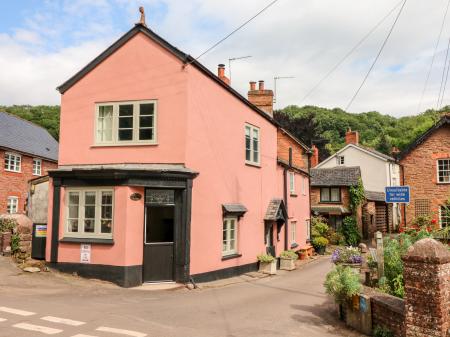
259,260,277,275
299,252,307,260
280,257,296,271
315,245,326,255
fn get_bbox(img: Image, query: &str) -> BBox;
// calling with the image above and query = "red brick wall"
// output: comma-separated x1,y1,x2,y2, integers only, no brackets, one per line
371,293,406,337
277,129,309,170
0,148,57,214
400,125,450,226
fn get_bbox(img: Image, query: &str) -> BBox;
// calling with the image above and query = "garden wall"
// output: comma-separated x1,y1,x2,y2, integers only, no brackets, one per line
371,292,405,337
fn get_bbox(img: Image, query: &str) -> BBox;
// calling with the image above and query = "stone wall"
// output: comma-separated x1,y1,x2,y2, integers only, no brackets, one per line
371,293,405,337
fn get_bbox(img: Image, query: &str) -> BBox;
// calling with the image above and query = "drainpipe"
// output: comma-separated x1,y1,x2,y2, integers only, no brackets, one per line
283,148,292,251
307,151,312,243
400,163,407,227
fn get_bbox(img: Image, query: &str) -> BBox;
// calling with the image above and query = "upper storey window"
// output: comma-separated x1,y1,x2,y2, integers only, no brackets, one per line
95,100,157,145
245,124,260,166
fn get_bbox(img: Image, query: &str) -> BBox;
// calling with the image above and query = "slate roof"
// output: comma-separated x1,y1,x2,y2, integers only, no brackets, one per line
310,167,361,187
222,204,248,216
358,145,395,161
264,199,287,221
365,190,386,202
311,205,351,214
51,163,197,174
0,112,58,161
399,114,450,160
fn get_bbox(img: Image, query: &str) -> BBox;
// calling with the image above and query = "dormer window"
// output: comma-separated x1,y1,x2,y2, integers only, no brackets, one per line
337,156,345,166
95,100,157,145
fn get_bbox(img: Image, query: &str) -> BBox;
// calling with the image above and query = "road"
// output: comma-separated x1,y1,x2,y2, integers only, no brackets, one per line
0,256,362,337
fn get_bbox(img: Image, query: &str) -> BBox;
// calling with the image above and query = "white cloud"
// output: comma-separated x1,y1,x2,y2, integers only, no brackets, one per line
1,0,450,116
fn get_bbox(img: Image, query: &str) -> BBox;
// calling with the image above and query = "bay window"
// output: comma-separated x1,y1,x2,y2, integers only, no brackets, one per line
65,188,114,238
95,100,157,145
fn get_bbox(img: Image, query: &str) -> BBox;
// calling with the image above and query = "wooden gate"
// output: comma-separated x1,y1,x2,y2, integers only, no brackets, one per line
375,204,388,233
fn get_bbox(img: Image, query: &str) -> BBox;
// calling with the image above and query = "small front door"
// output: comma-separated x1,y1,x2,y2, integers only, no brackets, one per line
265,222,275,256
143,204,175,282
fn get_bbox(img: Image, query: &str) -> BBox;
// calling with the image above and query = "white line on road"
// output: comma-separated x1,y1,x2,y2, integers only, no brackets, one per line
41,316,85,326
71,335,98,337
0,318,6,322
13,323,63,335
0,306,35,316
96,326,147,337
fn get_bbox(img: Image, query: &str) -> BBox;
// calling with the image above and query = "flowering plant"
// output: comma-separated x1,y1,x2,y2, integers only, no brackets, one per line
331,247,362,265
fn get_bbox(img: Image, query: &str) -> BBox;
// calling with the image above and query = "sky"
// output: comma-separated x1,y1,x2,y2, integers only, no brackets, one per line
1,0,450,116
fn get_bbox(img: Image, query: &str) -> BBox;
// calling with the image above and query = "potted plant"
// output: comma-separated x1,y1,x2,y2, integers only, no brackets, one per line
299,249,307,260
279,250,297,271
331,247,362,271
257,253,277,275
312,236,329,255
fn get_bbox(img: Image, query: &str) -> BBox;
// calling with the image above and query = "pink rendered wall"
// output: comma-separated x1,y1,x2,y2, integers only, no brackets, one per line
185,65,282,274
46,185,144,266
287,171,310,248
58,33,188,166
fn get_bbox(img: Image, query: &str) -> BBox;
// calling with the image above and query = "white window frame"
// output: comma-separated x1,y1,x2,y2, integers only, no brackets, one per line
64,187,114,239
32,158,42,176
437,159,450,184
94,100,157,146
6,197,18,214
290,221,297,244
306,219,311,240
222,216,238,256
337,156,345,166
302,176,307,195
289,171,295,194
439,205,450,228
4,152,21,172
245,124,260,166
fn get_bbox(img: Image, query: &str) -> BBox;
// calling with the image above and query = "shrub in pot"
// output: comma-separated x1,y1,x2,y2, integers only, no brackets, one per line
324,265,361,305
279,250,297,271
257,253,277,275
312,236,328,255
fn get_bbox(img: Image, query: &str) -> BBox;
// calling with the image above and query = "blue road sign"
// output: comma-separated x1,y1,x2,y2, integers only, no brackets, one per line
385,186,410,203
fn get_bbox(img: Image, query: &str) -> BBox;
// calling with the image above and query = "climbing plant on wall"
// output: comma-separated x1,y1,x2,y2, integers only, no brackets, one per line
349,178,365,212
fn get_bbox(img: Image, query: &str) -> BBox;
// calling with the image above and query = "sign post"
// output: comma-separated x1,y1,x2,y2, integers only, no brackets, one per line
385,186,410,203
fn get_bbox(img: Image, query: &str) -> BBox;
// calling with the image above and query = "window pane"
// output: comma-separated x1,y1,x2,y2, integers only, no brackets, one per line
84,219,95,233
69,192,79,206
139,128,153,140
331,188,340,202
68,219,78,232
140,116,153,128
85,192,96,205
69,205,79,218
118,129,133,141
140,103,154,116
101,220,112,233
119,104,133,116
245,136,251,161
321,188,330,201
119,117,133,129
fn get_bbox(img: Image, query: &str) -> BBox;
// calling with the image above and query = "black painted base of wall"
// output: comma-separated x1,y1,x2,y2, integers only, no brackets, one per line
49,263,142,288
191,262,258,283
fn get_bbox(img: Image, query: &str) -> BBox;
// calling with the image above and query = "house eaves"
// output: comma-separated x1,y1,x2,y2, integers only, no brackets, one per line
56,24,281,128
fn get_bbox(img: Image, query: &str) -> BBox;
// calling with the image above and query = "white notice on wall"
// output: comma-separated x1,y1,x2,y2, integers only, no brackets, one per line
80,244,91,264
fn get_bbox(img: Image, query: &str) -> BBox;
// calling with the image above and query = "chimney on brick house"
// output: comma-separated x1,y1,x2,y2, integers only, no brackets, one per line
311,145,319,168
217,64,230,85
391,146,400,157
345,128,359,145
248,80,274,116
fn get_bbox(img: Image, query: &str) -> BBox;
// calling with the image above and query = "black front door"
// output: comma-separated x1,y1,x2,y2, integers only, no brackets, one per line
143,204,175,282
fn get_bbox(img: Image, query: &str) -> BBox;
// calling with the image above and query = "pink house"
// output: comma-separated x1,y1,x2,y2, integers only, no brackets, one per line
47,22,311,287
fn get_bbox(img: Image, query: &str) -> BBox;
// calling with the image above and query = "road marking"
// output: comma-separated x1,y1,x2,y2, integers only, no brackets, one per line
0,318,6,322
13,323,62,334
96,326,147,337
71,335,98,337
0,306,35,316
41,316,85,326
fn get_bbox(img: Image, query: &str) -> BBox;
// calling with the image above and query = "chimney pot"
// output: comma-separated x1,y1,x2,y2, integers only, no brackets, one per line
249,81,256,91
217,64,230,85
345,129,359,145
258,80,264,91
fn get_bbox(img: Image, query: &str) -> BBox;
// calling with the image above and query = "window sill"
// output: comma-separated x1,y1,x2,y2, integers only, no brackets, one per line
91,142,158,148
60,237,114,245
245,162,261,168
437,182,450,184
221,253,242,261
290,193,298,197
319,201,342,204
4,170,21,173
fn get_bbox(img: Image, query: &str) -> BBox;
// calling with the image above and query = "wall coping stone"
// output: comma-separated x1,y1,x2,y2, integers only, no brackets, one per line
402,238,450,264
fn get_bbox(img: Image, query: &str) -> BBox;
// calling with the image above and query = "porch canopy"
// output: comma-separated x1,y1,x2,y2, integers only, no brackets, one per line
311,205,350,215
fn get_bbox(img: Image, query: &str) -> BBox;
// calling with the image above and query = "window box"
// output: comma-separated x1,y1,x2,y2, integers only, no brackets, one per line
65,188,114,239
95,100,157,146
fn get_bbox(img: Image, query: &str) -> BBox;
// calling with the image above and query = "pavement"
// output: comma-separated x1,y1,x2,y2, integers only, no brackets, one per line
0,256,364,337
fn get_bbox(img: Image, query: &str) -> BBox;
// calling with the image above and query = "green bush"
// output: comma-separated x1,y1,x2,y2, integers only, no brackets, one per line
311,216,329,238
0,218,17,233
280,250,298,260
324,265,361,303
341,216,361,246
373,325,394,337
312,236,329,248
327,228,346,245
11,233,20,255
257,253,275,263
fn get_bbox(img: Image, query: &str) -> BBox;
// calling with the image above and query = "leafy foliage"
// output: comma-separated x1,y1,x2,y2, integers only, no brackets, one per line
280,250,298,260
324,265,362,303
257,253,275,263
0,105,60,140
11,233,20,255
349,179,365,212
274,105,443,159
373,325,394,337
331,247,362,264
0,218,17,233
341,216,361,246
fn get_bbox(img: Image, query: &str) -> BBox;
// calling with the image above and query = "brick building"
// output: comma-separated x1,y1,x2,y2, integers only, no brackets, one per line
399,114,450,227
0,112,58,214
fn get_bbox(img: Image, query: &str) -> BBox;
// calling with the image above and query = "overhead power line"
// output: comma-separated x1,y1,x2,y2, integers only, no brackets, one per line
185,0,279,66
438,37,450,108
300,0,404,104
345,0,408,111
417,0,450,113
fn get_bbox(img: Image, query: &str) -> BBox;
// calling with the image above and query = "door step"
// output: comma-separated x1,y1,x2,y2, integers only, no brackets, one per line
133,282,184,291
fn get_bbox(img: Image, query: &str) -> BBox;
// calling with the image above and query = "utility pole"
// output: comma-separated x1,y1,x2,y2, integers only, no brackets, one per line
273,76,295,107
228,56,252,82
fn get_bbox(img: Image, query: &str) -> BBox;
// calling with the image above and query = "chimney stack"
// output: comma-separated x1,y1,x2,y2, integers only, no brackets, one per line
345,128,359,145
311,145,319,168
247,80,274,116
391,146,401,157
217,64,230,85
